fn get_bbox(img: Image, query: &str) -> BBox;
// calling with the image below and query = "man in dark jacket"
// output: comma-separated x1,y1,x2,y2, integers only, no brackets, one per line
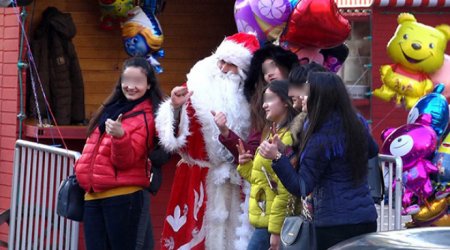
29,7,85,125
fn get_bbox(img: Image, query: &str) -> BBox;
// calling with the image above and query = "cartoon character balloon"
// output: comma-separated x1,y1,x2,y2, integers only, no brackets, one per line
373,13,450,109
122,6,164,73
99,0,135,30
234,0,296,44
407,84,449,138
381,114,439,215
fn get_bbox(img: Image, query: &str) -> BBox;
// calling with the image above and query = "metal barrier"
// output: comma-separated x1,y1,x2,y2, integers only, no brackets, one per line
8,140,81,250
378,154,403,231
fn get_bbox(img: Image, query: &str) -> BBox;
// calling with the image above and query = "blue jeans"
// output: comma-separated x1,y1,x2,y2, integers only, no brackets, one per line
83,190,145,250
247,228,270,250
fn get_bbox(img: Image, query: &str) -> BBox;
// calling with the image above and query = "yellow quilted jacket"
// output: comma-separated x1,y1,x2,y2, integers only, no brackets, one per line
237,129,293,234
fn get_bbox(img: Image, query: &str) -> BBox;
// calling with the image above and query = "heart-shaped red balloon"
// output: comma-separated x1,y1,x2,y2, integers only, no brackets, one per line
281,0,351,49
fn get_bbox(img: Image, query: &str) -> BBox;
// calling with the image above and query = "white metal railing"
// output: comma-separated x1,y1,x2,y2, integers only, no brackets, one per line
378,154,403,231
8,140,81,250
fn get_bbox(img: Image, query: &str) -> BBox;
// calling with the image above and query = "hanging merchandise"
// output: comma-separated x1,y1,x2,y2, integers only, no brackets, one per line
122,6,164,73
407,84,449,139
99,0,135,31
99,0,166,31
234,0,296,44
279,0,350,64
372,13,450,109
28,7,85,126
380,114,438,216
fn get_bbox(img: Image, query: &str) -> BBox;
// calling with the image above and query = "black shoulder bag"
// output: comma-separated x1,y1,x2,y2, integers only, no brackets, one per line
280,178,317,250
57,175,84,221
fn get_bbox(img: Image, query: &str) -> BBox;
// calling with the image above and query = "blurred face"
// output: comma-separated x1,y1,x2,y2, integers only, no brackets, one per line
262,89,288,123
262,59,288,83
121,66,150,101
288,85,308,111
217,59,238,74
302,84,310,112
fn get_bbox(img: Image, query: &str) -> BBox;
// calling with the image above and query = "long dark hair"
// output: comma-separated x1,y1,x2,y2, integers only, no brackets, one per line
245,45,298,132
300,72,368,184
87,57,164,136
263,80,298,135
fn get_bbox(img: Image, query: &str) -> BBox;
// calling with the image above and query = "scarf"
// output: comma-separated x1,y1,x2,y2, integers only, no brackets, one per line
98,93,149,134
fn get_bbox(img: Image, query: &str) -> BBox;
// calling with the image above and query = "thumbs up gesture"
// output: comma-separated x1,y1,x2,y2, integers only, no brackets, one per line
105,114,124,138
211,111,230,137
259,123,282,160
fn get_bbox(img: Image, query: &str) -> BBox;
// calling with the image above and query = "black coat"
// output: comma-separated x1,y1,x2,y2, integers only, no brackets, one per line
28,7,85,125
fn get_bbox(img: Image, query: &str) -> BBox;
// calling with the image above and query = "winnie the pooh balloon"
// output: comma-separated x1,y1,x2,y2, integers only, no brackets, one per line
373,13,450,109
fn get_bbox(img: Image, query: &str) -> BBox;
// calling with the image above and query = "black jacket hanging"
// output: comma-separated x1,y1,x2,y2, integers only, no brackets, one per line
28,7,85,125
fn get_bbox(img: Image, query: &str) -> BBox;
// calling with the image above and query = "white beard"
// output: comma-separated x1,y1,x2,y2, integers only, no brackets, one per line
186,56,251,167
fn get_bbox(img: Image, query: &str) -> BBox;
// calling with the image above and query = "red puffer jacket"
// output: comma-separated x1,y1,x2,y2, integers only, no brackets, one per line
75,100,154,193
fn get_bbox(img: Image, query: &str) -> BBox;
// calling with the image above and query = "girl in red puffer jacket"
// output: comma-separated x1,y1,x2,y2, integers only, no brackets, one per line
75,57,164,250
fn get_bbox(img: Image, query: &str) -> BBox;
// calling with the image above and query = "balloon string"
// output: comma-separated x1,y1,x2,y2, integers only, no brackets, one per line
371,106,398,131
12,5,69,150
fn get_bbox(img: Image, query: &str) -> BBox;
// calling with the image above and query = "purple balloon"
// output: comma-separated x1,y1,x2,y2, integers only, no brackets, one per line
381,120,439,215
249,0,292,26
234,0,266,42
381,123,437,170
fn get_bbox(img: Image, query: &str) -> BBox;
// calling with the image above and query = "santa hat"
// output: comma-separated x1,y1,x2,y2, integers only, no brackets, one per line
214,33,260,73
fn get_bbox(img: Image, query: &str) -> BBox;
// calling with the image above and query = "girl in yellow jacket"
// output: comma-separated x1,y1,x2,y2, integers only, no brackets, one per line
237,80,298,250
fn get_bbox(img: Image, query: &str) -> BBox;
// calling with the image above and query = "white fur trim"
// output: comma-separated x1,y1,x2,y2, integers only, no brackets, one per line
155,99,190,152
214,40,253,72
234,181,253,250
178,152,211,168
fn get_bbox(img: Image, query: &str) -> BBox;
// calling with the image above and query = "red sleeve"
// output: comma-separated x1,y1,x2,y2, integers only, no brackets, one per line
218,130,262,164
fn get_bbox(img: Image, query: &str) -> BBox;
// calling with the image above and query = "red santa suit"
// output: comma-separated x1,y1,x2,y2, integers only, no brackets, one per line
156,33,259,250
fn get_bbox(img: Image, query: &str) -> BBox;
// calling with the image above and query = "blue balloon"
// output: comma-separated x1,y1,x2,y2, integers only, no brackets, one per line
407,83,449,138
124,34,151,57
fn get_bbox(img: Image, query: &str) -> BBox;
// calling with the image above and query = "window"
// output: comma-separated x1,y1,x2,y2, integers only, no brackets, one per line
338,20,371,99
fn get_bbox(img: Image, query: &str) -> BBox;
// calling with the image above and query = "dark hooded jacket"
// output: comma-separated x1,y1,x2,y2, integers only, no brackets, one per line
28,7,85,125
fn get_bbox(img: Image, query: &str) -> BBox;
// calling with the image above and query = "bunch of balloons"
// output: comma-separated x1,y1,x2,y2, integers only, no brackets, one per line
380,84,450,227
234,0,351,72
98,0,165,73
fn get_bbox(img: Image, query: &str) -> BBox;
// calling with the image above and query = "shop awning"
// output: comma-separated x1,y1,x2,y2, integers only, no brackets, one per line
336,0,373,8
373,0,450,7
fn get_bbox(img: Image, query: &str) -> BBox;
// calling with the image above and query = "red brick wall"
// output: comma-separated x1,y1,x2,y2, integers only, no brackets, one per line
371,7,450,145
0,7,20,247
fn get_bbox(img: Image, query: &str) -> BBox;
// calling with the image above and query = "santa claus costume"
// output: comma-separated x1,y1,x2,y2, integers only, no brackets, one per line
156,33,259,250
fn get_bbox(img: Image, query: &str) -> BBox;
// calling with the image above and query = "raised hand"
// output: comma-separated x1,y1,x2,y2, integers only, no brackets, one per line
106,114,124,138
211,111,229,137
237,139,253,164
270,122,285,153
171,86,193,109
259,136,279,160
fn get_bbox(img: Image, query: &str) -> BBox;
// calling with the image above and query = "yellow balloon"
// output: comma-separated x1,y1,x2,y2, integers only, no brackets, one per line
412,199,447,222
